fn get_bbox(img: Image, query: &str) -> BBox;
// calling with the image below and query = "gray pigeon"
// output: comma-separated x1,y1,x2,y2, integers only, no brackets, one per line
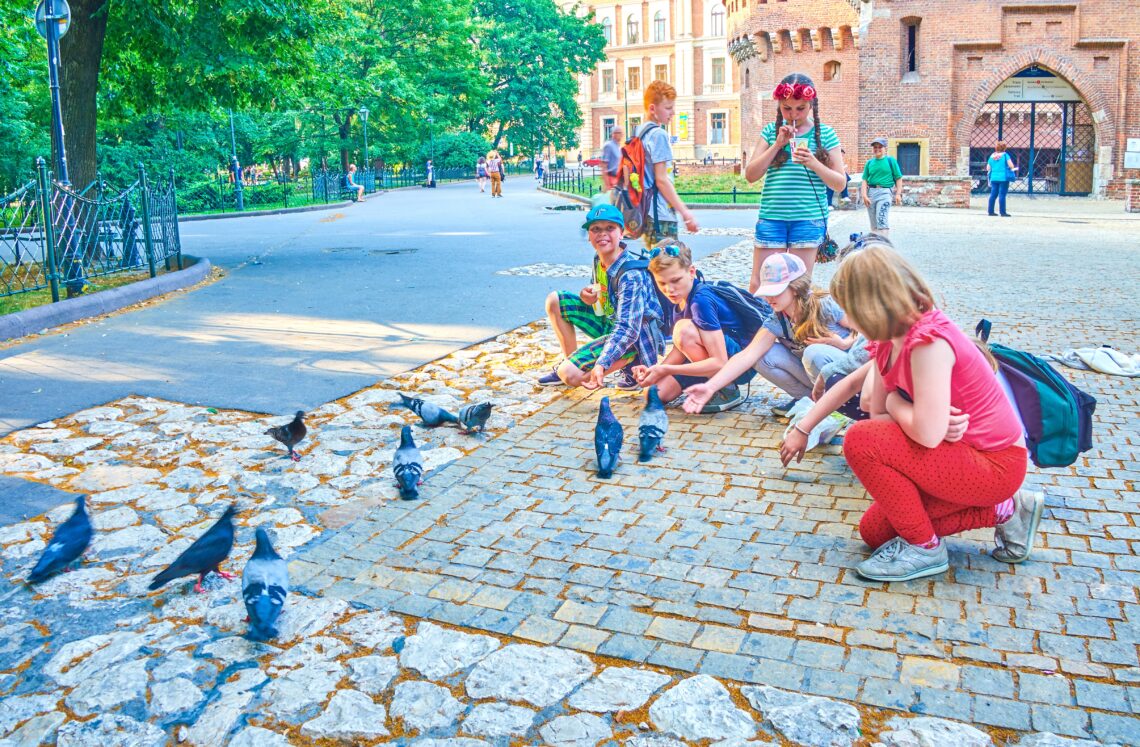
594,396,623,479
243,527,288,640
29,495,93,583
266,411,307,461
393,425,424,500
148,505,236,593
638,385,669,462
394,393,458,428
458,402,493,434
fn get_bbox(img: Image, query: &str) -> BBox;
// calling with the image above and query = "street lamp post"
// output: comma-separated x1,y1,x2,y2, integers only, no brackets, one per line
623,79,629,138
229,109,244,211
427,116,435,162
37,0,72,185
360,107,369,169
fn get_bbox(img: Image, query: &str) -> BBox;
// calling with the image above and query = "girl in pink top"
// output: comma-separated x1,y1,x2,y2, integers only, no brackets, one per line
829,247,1043,583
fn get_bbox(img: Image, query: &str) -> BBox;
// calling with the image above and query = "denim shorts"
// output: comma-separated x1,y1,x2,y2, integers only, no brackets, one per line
754,218,826,250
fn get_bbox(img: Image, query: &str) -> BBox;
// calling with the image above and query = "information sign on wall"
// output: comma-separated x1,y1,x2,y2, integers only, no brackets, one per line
987,75,1080,103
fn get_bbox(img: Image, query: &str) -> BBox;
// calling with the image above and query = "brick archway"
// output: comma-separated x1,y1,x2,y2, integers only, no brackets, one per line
954,47,1115,152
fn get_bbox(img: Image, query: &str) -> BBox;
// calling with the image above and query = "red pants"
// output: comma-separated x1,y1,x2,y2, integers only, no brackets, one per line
843,419,1028,549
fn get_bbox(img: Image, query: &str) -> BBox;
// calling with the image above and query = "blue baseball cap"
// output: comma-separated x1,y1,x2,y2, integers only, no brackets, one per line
581,203,624,230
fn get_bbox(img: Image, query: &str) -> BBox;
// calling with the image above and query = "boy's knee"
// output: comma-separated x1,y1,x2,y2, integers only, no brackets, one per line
545,291,562,317
672,320,701,355
557,359,587,386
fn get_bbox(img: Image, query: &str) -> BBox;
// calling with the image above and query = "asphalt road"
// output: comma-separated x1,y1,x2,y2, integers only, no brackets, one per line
0,179,744,434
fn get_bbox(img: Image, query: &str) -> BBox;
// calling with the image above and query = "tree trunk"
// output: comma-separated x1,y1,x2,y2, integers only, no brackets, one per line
59,0,109,189
336,113,353,171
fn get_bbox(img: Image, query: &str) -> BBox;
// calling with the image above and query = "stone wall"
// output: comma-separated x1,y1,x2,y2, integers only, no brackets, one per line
900,176,972,208
1125,179,1140,213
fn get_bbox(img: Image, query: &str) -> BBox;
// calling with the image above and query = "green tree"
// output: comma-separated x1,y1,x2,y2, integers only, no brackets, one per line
58,0,322,189
0,5,49,191
472,0,605,155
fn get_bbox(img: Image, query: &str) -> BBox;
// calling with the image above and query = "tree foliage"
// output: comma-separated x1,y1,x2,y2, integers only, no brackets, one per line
0,0,606,187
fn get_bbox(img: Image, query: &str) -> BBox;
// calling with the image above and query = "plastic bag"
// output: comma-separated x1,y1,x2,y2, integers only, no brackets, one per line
783,396,849,451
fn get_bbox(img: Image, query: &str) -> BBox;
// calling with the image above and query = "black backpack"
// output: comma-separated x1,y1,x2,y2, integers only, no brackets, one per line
697,280,774,340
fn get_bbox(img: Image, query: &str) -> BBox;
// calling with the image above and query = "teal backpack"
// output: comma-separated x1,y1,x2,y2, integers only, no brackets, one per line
976,320,1096,468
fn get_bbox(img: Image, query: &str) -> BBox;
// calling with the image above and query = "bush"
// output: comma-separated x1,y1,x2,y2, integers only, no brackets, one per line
418,132,491,170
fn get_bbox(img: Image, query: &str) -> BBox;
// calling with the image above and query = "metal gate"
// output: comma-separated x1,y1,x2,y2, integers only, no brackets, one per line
969,100,1095,195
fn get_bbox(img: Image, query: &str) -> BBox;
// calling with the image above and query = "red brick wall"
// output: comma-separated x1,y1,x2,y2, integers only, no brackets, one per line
729,0,1140,197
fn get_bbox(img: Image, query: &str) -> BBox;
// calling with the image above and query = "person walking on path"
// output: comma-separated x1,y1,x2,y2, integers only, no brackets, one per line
601,127,623,191
636,80,700,247
534,154,545,180
744,72,847,291
860,138,903,238
476,156,488,193
986,141,1018,217
486,150,504,197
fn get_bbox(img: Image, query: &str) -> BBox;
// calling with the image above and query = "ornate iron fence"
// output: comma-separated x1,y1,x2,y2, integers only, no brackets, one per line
0,158,182,303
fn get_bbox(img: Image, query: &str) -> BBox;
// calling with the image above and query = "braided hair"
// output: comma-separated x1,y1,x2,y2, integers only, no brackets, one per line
770,72,831,170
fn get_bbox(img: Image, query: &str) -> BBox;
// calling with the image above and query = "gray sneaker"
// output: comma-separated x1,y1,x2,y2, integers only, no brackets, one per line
855,537,949,582
700,385,746,414
991,490,1045,564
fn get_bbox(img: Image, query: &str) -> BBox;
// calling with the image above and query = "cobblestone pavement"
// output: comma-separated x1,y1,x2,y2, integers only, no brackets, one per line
0,207,1137,745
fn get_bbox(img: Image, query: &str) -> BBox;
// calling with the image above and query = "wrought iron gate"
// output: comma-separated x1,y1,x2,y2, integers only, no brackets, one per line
969,101,1094,195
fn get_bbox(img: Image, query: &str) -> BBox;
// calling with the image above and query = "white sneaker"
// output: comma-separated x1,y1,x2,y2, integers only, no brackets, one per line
992,490,1045,563
856,537,949,582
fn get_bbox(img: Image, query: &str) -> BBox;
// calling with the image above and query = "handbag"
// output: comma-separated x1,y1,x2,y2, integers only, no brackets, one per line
806,157,839,264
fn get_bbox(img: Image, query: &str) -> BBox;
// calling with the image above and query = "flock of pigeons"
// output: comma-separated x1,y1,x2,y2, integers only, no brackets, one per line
596,385,669,478
22,392,494,640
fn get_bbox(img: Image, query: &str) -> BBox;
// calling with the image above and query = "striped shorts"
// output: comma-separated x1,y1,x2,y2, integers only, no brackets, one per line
557,292,636,371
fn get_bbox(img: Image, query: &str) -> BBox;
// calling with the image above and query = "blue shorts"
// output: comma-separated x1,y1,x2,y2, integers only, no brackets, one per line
674,335,758,390
754,218,826,250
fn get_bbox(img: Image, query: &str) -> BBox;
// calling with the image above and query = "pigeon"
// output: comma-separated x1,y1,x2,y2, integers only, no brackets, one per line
594,396,624,479
148,505,237,593
458,402,493,434
393,425,424,501
243,527,289,640
638,385,669,462
28,495,93,583
266,411,307,461
393,393,458,428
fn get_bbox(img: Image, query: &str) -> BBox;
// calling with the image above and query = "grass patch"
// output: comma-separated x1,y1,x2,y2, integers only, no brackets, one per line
548,172,763,204
0,268,159,316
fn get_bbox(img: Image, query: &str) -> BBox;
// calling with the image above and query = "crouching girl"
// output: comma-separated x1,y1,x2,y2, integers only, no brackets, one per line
829,246,1043,582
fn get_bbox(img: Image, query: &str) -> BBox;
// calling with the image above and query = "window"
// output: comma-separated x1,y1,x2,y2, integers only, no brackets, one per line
710,112,727,144
601,69,614,94
824,60,841,81
710,4,726,37
603,117,616,139
654,63,669,82
653,11,666,42
601,17,612,45
744,67,750,88
711,57,725,91
627,14,639,44
628,66,641,91
897,143,921,175
903,19,920,74
630,116,643,130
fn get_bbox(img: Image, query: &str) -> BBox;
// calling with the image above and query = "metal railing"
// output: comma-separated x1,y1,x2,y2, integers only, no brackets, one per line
541,168,762,204
1,158,182,302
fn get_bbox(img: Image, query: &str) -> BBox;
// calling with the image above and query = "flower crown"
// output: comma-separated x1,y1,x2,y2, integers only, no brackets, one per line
772,82,817,101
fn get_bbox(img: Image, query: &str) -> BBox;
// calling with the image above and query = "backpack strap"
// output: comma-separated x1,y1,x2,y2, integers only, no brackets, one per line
975,318,992,344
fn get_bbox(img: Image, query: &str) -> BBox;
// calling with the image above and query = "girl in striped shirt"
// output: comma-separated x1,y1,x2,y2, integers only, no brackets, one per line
744,72,848,290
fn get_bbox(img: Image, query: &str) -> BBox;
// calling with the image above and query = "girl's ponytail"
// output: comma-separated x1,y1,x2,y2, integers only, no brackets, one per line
811,99,830,166
772,108,789,169
788,277,833,340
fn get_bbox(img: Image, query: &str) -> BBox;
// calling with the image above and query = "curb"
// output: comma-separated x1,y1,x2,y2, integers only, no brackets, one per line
538,187,759,210
0,255,213,342
179,196,376,222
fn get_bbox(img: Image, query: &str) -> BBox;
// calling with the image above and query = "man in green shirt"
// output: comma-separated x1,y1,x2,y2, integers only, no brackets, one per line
859,137,903,238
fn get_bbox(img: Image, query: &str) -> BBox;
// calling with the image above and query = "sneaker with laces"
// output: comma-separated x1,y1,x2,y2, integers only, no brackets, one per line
700,385,746,414
536,369,565,387
612,368,642,391
991,490,1045,563
770,397,799,418
855,536,949,582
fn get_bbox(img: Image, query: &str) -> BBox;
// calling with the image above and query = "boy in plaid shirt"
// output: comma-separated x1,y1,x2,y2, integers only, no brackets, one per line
537,204,665,390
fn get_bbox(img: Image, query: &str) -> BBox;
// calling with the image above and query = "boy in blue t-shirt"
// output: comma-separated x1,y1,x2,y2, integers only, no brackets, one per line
632,241,761,413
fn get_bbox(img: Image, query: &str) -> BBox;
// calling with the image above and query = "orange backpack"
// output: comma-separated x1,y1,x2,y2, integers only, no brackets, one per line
611,123,660,239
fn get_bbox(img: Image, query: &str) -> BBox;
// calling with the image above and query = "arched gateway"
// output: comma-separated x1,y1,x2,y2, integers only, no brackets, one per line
969,66,1095,196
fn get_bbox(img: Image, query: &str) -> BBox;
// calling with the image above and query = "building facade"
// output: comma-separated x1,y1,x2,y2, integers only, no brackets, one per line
727,0,1140,198
574,0,742,162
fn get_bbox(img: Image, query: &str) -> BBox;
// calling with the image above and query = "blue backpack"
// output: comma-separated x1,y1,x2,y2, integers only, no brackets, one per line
976,319,1095,468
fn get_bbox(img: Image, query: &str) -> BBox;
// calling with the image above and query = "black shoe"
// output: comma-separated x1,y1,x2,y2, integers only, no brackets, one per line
771,397,799,418
988,213,997,216
1000,213,1012,217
